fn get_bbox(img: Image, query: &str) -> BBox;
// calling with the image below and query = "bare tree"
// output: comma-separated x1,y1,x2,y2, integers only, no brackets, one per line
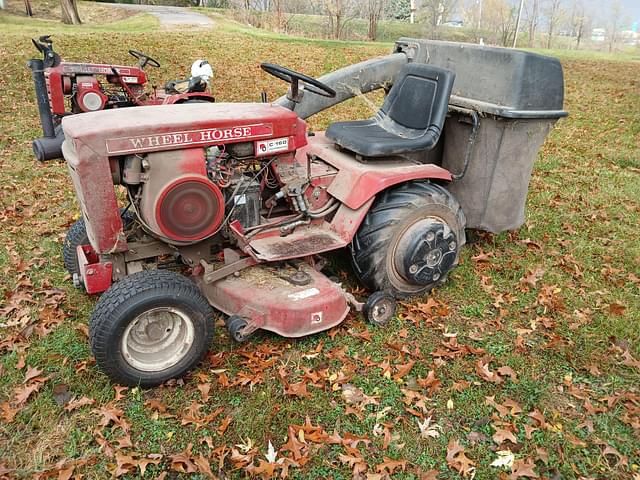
421,0,458,38
607,0,623,53
545,0,562,49
482,0,518,46
569,0,588,49
24,0,33,16
524,0,539,47
364,0,385,40
60,0,81,24
324,0,357,39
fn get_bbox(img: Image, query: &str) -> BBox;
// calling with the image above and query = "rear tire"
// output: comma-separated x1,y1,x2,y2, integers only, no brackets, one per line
89,270,214,387
62,210,134,276
63,218,89,275
350,181,465,297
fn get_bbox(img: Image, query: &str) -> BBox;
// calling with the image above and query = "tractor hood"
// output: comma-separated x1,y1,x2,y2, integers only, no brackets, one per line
61,102,307,256
61,102,307,157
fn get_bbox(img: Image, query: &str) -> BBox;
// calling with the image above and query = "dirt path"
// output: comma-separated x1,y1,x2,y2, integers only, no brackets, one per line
100,3,214,28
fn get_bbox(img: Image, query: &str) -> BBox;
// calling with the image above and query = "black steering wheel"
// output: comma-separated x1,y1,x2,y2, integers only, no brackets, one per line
129,49,161,69
260,63,336,99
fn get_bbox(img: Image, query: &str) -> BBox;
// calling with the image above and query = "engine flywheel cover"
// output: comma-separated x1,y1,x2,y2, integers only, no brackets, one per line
395,218,458,285
156,176,224,242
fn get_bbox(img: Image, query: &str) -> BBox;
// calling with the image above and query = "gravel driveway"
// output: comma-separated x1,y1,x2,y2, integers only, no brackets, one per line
101,3,214,28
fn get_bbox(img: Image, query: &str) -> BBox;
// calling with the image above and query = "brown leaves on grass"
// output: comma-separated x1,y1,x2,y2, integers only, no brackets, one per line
446,439,476,477
519,266,545,290
0,363,51,422
475,358,518,384
485,396,523,417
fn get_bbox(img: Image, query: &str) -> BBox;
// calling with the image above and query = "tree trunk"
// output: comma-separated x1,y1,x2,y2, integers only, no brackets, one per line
368,12,377,40
24,0,33,16
527,0,538,47
575,18,583,49
60,0,81,24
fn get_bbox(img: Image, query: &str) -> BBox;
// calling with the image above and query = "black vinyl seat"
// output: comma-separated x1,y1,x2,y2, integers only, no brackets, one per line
325,63,455,158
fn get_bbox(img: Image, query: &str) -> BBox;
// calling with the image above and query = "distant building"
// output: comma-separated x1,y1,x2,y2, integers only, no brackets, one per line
591,28,606,42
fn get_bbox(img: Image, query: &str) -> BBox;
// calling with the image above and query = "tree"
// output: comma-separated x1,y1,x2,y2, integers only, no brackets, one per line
569,0,588,49
386,0,411,21
482,0,518,46
545,0,562,49
607,1,623,53
421,0,458,38
324,0,357,39
524,0,539,47
24,0,33,16
60,0,81,24
364,0,385,40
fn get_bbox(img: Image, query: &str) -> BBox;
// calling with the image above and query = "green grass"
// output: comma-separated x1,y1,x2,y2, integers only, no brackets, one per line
0,10,160,34
0,7,639,480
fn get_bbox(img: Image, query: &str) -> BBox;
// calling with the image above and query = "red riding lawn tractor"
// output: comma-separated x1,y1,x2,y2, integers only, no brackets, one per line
28,35,215,162
49,38,566,386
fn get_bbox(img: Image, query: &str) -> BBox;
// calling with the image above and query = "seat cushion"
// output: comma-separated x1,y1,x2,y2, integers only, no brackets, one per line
325,119,439,157
325,63,454,158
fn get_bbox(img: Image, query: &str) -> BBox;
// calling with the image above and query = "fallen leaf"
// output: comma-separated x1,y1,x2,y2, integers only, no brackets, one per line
393,360,415,380
492,426,518,444
509,458,539,479
490,450,515,469
52,384,72,406
608,302,626,315
375,457,406,474
197,383,211,402
497,366,518,382
284,381,310,398
446,439,476,477
23,366,42,383
64,396,95,412
218,416,232,435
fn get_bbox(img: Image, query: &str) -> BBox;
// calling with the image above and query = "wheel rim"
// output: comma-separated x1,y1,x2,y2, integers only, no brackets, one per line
390,216,458,291
121,307,195,372
371,298,394,324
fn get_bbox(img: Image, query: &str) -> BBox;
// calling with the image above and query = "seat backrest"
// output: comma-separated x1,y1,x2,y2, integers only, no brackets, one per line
381,63,455,132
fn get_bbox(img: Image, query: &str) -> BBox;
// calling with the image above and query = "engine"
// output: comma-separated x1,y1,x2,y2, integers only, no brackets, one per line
121,142,272,245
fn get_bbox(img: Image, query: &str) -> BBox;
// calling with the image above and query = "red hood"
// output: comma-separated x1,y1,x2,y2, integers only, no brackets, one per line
62,102,307,156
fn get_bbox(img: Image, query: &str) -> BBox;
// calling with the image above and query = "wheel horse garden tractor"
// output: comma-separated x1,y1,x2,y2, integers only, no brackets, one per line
52,38,566,386
28,35,214,162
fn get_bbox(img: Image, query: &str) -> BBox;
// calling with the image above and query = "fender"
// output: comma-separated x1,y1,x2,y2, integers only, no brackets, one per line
298,133,452,211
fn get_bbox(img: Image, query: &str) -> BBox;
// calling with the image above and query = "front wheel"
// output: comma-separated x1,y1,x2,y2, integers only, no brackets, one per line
89,270,214,387
350,181,466,297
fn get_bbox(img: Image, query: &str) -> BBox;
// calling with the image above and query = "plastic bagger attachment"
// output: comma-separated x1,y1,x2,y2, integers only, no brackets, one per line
394,38,568,233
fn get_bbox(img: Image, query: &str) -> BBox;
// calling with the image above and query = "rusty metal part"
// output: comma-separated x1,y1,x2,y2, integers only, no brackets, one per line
201,256,259,284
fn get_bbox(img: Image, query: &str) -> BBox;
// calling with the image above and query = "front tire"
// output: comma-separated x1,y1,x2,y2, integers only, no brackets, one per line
89,270,214,387
350,181,466,297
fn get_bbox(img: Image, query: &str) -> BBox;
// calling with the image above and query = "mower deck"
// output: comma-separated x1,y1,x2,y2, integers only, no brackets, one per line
196,262,349,337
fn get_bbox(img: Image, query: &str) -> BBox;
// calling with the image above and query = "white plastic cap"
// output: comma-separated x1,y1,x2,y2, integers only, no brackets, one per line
191,59,213,80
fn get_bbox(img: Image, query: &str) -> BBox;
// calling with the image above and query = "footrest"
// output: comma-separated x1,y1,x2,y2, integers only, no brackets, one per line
248,224,347,261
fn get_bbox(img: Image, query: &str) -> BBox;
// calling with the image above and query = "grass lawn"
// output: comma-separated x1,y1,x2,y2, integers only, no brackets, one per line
0,6,638,480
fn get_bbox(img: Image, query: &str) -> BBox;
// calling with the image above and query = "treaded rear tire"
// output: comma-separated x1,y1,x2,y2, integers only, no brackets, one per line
350,181,465,297
62,210,133,276
89,270,214,387
63,218,89,275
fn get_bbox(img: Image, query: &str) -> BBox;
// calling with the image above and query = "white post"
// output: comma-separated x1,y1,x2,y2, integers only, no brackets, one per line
513,0,524,48
410,0,416,24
